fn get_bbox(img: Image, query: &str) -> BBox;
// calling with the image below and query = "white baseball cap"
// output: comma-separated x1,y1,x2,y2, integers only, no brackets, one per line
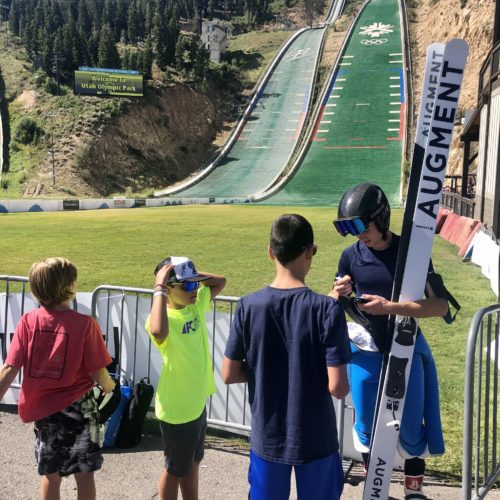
154,256,208,283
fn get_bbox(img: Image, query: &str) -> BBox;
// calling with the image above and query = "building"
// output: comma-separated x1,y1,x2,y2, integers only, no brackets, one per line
201,20,232,63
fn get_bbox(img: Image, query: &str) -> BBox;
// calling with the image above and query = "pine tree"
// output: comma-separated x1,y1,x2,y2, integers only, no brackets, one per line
142,34,154,79
8,0,21,36
115,0,129,41
208,0,215,20
193,7,202,34
153,2,169,70
192,35,209,81
127,2,139,44
77,0,92,39
165,7,180,67
97,24,121,69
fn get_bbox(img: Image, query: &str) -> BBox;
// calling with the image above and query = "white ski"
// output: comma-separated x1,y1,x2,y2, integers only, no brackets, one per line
362,38,469,500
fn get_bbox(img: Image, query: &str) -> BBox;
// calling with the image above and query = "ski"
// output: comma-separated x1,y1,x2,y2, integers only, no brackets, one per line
362,38,469,500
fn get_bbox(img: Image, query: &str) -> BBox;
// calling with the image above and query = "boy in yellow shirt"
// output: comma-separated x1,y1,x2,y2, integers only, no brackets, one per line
146,256,226,500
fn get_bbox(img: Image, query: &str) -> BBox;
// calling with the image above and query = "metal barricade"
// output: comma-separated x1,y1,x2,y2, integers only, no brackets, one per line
0,275,29,362
90,285,252,434
463,304,500,499
0,276,32,403
1,278,357,463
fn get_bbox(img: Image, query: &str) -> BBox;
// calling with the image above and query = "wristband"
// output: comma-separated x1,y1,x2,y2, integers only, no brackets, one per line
154,283,167,289
153,290,168,297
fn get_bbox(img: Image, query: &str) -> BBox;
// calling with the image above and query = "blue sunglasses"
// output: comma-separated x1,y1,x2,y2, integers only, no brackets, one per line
171,281,200,292
333,217,369,237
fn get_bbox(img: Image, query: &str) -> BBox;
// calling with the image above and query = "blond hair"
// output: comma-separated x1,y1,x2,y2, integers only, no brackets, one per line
29,257,77,307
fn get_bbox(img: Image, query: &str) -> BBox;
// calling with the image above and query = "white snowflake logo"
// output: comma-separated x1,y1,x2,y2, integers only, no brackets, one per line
359,22,394,38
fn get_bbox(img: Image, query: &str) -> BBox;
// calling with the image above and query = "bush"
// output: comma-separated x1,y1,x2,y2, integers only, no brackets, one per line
13,117,44,145
44,78,58,95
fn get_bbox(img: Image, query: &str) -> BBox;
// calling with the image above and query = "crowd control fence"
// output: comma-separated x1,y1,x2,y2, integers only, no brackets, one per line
1,276,382,473
463,304,500,499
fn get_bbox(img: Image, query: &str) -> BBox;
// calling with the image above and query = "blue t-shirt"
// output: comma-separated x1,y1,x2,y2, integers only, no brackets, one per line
224,286,351,464
337,235,434,344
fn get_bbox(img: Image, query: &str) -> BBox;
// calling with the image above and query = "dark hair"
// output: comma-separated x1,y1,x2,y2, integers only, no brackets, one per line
154,257,172,276
270,214,314,265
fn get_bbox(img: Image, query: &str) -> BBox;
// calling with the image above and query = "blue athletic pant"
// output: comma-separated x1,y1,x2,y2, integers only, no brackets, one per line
348,333,444,457
248,450,344,500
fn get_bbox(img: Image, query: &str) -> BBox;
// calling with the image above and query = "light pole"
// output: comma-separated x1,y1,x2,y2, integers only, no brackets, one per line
46,113,56,188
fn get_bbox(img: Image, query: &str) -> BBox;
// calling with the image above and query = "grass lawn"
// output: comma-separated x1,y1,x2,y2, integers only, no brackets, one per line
1,204,497,477
227,29,295,86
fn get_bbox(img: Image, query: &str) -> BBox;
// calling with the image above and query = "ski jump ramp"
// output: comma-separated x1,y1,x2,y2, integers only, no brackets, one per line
157,0,406,207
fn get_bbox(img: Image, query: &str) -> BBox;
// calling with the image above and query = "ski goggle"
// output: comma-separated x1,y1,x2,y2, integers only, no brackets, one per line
333,217,369,237
171,281,200,292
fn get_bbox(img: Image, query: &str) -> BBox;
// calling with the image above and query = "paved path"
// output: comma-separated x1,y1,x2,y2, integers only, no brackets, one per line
1,408,497,499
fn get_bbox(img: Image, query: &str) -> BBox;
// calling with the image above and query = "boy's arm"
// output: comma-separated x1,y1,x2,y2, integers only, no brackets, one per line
0,363,20,402
148,264,174,344
92,367,116,393
221,356,247,384
327,365,349,399
199,272,226,301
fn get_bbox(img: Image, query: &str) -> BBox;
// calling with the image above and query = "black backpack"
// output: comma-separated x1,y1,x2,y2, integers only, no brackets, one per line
116,377,155,449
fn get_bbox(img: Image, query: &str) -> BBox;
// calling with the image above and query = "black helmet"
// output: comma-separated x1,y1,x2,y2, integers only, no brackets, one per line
334,183,390,236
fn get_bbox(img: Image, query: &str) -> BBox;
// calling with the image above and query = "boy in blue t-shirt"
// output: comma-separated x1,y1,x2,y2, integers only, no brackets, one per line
222,214,351,500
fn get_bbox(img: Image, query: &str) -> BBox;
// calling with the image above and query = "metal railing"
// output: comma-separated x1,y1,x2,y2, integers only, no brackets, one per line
0,278,359,460
91,285,252,433
478,40,500,102
441,191,476,218
0,275,29,363
463,304,500,499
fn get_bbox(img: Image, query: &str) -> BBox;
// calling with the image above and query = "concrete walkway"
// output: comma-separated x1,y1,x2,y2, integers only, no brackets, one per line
0,407,497,499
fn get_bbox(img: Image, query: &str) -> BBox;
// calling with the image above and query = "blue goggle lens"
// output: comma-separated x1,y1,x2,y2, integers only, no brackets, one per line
333,218,368,237
182,281,200,292
170,281,200,292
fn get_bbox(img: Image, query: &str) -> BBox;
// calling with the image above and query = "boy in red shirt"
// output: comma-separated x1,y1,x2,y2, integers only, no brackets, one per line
0,257,116,500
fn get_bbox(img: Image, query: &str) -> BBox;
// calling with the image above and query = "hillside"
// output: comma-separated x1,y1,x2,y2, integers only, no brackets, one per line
0,0,496,199
407,0,495,179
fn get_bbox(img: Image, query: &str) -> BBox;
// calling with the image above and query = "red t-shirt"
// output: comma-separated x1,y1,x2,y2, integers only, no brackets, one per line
6,307,112,422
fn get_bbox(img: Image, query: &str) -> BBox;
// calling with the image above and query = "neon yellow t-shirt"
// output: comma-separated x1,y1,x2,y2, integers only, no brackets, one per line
145,285,216,424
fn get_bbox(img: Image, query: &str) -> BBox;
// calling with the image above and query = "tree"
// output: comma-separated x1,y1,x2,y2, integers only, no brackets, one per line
8,0,21,35
142,34,154,79
192,7,202,34
127,2,139,44
303,0,325,25
208,0,215,20
76,0,92,39
97,24,121,69
153,3,169,70
165,7,180,67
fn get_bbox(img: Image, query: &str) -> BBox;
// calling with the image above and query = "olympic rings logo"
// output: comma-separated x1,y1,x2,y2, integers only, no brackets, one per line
284,48,312,60
360,38,388,45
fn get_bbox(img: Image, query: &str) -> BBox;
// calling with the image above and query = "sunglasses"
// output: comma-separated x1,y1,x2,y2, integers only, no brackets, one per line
333,218,369,237
171,281,200,292
301,244,318,255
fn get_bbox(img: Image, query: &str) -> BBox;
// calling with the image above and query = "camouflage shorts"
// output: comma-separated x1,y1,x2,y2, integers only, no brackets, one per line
34,389,104,476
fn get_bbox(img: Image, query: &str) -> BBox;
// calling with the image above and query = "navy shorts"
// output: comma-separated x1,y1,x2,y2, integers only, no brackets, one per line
34,389,103,477
159,408,207,477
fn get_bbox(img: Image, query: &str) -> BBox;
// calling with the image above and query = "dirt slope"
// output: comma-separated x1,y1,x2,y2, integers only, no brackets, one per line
408,0,495,177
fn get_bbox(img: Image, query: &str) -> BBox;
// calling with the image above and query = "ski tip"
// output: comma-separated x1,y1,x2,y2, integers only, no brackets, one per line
427,42,445,54
446,38,469,56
